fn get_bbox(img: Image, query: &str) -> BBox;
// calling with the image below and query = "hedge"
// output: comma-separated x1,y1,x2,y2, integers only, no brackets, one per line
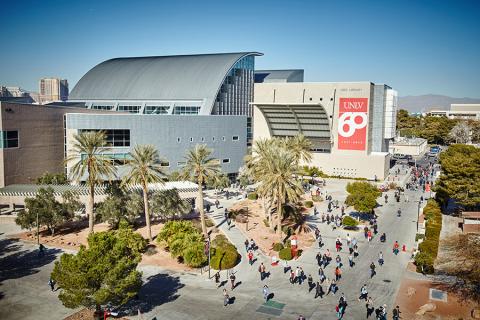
272,242,284,252
304,200,314,208
414,199,442,274
279,247,292,260
247,192,258,200
342,216,359,228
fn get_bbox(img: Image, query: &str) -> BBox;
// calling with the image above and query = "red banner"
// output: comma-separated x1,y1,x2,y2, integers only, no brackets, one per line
337,98,369,150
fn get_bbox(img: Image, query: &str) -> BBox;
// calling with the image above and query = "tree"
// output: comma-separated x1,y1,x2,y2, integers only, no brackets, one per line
418,116,456,145
468,120,480,144
435,144,480,209
396,109,421,137
15,187,65,236
150,188,191,221
285,134,313,165
168,170,182,181
345,182,381,213
35,172,69,185
180,144,221,236
437,233,480,304
448,121,471,144
255,143,303,238
61,191,83,221
65,131,117,234
51,222,146,311
123,144,167,241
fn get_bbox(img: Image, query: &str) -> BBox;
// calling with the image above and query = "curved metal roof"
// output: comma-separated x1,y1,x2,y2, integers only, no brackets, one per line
70,52,262,114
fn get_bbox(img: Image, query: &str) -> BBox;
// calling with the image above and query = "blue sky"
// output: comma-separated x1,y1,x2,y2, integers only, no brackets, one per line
1,0,479,97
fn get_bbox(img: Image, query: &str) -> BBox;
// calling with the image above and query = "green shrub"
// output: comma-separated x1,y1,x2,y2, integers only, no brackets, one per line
415,199,442,274
272,242,284,252
183,242,208,267
263,219,270,227
414,252,435,274
247,192,258,200
205,218,215,228
311,195,323,202
304,200,313,208
279,247,292,260
415,234,425,241
342,216,359,228
209,234,240,270
282,225,293,237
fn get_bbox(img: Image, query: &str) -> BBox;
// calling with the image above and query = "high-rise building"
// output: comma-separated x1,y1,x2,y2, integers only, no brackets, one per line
39,78,69,103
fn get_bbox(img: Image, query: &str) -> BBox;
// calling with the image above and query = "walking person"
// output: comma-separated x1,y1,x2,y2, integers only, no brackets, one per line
335,255,342,268
248,250,254,265
318,267,325,282
314,281,324,299
307,274,314,292
230,273,236,290
353,246,359,258
223,288,229,307
378,251,384,266
48,278,55,291
335,266,342,281
244,239,249,251
358,284,368,301
258,263,266,281
348,254,354,267
392,305,401,320
366,297,374,318
214,271,220,284
370,262,376,278
262,285,270,302
316,252,322,267
289,269,295,284
393,241,400,255
367,229,372,242
299,267,305,285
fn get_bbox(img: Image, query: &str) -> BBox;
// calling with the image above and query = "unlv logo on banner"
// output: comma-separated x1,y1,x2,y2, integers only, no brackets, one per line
337,98,368,150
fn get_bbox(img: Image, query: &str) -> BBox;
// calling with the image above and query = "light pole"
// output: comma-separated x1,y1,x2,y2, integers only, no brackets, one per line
36,210,40,245
207,235,211,278
244,206,249,232
416,200,421,232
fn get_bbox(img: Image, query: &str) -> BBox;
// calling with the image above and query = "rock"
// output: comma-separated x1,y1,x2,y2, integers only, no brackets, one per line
407,287,416,297
415,303,436,315
67,242,72,245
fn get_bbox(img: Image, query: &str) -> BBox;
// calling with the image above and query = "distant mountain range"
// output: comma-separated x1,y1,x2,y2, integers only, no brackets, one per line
398,94,480,113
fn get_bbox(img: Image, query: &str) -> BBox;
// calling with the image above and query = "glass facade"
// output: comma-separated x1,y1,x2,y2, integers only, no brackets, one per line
173,106,201,115
118,105,141,113
212,55,255,117
80,129,130,147
0,131,19,148
144,106,169,114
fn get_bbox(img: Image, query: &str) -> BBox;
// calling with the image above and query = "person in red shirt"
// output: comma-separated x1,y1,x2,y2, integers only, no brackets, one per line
248,250,254,265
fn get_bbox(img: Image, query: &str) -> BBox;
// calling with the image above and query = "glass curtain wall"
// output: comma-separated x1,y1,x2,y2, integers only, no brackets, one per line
212,55,255,117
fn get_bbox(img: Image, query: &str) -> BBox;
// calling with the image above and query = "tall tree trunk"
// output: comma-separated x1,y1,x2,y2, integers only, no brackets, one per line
88,183,95,234
276,190,282,238
197,178,207,237
143,183,152,241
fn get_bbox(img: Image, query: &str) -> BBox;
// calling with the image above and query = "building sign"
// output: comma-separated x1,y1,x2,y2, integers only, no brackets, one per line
337,98,368,150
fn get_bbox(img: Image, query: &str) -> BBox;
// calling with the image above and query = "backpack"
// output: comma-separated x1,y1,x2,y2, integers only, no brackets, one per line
258,266,262,272
335,305,339,312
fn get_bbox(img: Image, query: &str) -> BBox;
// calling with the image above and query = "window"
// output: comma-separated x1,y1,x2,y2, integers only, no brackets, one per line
79,129,130,147
222,158,230,163
118,105,141,113
92,105,114,110
212,137,215,141
201,137,205,142
173,106,201,115
232,136,239,141
177,137,181,143
144,106,169,114
222,136,226,141
177,161,186,167
0,130,19,148
190,137,193,142
160,161,170,167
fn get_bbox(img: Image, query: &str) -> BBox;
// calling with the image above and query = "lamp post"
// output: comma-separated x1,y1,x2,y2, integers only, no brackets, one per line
416,200,421,232
36,210,40,245
207,235,211,278
244,206,249,232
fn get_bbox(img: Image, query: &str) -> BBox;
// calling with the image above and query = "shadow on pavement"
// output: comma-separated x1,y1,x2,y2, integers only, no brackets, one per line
0,238,23,258
0,244,61,284
118,273,184,315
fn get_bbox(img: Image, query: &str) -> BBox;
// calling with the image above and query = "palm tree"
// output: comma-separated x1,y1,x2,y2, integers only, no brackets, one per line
181,144,221,236
122,144,167,241
65,131,117,234
254,144,303,239
286,134,313,165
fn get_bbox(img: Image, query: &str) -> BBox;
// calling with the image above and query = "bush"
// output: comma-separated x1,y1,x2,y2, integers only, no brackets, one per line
209,234,240,270
414,199,442,274
311,195,323,202
342,216,359,228
205,218,215,228
272,242,284,252
183,242,208,267
279,247,292,261
414,252,435,274
304,200,313,208
415,234,425,242
247,192,258,200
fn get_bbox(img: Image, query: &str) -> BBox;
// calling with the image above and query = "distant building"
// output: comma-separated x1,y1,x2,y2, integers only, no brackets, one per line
426,104,480,120
253,81,398,180
389,137,428,156
0,86,38,103
254,69,304,83
39,78,69,103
